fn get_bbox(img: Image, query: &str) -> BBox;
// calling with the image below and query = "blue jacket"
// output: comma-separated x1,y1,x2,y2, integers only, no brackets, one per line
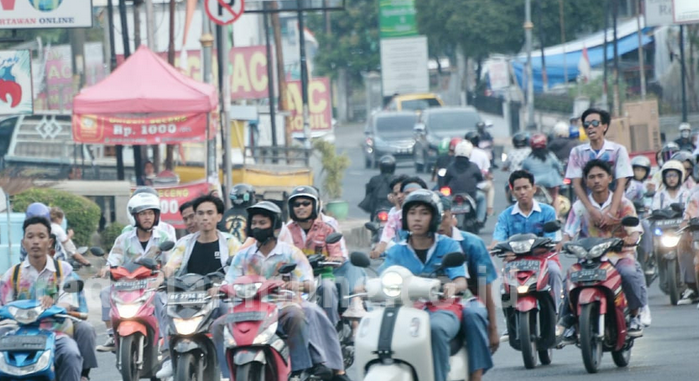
379,234,467,280
493,201,558,242
450,228,497,293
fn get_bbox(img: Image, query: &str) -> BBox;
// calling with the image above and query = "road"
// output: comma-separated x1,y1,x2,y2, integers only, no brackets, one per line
88,119,699,380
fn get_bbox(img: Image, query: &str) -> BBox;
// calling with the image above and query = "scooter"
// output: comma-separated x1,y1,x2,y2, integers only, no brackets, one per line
648,203,685,305
365,209,389,248
348,251,469,381
490,220,561,369
439,187,480,234
560,216,640,373
0,279,84,380
632,200,656,287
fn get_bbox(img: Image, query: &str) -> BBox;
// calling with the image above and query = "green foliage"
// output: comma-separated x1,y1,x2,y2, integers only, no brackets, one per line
100,223,126,253
569,76,626,106
11,188,101,246
313,140,351,200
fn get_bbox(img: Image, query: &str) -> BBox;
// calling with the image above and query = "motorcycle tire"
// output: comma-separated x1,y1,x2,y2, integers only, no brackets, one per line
518,311,537,369
120,334,141,381
611,342,632,368
235,361,265,381
175,353,198,381
668,259,680,305
580,303,603,374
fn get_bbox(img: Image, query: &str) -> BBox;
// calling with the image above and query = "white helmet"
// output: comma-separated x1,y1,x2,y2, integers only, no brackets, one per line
679,122,691,132
454,140,473,158
127,192,161,228
661,160,686,188
554,122,570,138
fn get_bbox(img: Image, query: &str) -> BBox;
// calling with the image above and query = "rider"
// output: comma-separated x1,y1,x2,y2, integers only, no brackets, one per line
219,183,255,241
96,191,175,352
670,151,697,190
21,203,87,266
502,132,531,172
626,156,652,203
378,190,467,381
178,200,198,234
558,159,647,342
122,186,177,239
359,154,395,218
443,140,487,226
211,201,350,381
465,131,495,219
549,121,579,162
48,207,91,266
0,217,83,381
369,174,420,258
521,133,565,202
651,160,689,211
674,122,695,152
437,196,498,381
432,138,453,184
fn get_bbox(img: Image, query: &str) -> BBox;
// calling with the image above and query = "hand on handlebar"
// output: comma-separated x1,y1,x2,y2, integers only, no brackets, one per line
98,267,110,279
442,283,458,299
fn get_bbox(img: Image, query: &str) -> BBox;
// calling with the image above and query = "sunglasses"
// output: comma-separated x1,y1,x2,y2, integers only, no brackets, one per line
583,120,602,128
293,201,312,208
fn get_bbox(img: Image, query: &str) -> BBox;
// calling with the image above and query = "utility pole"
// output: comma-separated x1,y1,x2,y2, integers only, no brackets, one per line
537,0,547,92
263,4,278,148
107,0,124,180
525,0,535,130
118,0,142,182
165,0,176,170
296,0,312,147
215,1,232,206
603,0,609,110
145,0,159,172
271,1,291,148
612,0,621,117
201,19,216,182
680,25,688,123
636,0,646,100
559,0,567,84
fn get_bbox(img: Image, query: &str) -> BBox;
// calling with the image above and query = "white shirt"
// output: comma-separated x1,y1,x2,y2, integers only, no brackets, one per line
470,147,491,173
512,200,542,218
651,188,690,211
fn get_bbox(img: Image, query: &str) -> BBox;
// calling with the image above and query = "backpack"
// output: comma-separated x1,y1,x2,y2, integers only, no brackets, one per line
11,258,63,301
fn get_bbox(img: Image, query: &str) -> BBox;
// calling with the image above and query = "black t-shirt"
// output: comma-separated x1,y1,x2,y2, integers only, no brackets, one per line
140,241,148,251
186,240,222,276
415,248,428,264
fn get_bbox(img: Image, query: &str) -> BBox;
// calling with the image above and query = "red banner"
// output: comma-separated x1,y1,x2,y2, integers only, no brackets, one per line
287,77,332,133
132,181,211,229
72,113,210,145
229,46,269,100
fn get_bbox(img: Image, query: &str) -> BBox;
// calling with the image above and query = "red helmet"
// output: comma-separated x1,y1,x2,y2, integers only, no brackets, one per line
449,137,463,151
530,133,547,150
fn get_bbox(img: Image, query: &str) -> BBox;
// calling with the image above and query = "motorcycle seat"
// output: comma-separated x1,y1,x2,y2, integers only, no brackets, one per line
449,334,464,356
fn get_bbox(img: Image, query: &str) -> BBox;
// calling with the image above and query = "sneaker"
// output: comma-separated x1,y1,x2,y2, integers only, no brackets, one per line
342,297,367,319
627,316,643,338
640,305,652,327
499,328,509,342
309,364,333,380
677,289,696,305
155,359,173,378
96,336,115,352
558,326,577,346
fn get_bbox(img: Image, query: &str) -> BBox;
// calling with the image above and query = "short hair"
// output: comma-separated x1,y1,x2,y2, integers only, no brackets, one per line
389,174,409,190
581,108,611,127
509,170,535,187
49,206,64,221
400,176,428,192
23,216,51,235
583,159,613,178
179,200,194,215
192,194,225,214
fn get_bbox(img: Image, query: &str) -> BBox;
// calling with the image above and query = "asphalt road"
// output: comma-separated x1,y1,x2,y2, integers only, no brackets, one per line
88,121,699,380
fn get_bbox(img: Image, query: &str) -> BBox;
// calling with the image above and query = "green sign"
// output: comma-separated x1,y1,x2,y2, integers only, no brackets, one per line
379,0,418,38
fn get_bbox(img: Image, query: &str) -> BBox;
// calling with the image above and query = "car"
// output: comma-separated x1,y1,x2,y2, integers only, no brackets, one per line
413,107,483,173
363,111,418,168
385,93,444,113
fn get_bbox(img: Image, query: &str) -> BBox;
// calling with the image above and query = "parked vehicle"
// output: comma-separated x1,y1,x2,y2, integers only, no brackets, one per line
363,111,418,168
385,93,444,113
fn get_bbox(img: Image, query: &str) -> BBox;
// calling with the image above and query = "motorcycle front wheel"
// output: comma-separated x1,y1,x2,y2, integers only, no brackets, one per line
236,362,265,381
176,353,199,381
120,334,141,381
580,303,603,374
667,258,680,305
518,311,537,369
611,341,632,368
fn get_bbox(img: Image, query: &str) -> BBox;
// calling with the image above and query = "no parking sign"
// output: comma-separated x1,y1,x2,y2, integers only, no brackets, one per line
205,0,244,26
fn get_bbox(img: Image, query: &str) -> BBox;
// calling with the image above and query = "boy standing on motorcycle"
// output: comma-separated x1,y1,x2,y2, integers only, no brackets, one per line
0,217,83,381
558,159,646,341
437,196,498,381
379,190,467,381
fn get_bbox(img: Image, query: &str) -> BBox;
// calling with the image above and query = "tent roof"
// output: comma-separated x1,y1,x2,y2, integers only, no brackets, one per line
73,45,217,114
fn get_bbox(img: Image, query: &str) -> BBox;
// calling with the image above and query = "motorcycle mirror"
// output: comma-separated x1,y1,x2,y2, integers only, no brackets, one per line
542,220,561,233
670,203,684,213
63,279,84,293
159,241,175,252
90,247,106,257
278,263,297,275
414,123,426,133
77,246,88,255
484,120,493,128
364,222,379,233
350,252,371,268
621,216,640,227
136,257,158,270
325,232,343,244
438,252,465,269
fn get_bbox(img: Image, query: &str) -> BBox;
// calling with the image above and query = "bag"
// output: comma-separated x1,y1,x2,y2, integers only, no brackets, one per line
11,258,63,300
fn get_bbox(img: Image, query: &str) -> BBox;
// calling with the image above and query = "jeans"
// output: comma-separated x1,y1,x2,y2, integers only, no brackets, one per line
316,279,340,326
476,192,487,222
547,260,563,313
73,321,98,370
462,299,493,375
429,310,460,381
302,301,345,371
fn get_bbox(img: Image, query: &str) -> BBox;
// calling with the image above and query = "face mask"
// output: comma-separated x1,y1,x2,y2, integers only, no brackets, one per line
251,227,275,243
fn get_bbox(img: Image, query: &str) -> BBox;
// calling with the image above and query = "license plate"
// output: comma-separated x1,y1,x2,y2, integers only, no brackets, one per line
0,336,47,351
452,204,470,214
168,292,209,305
113,279,150,291
654,218,683,228
505,260,540,272
570,269,607,283
226,311,267,323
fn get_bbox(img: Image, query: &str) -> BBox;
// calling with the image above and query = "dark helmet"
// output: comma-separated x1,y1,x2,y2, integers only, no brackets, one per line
657,142,680,166
229,183,256,208
25,202,50,221
464,130,480,147
378,155,396,175
245,201,283,238
401,189,443,234
670,151,696,168
288,186,320,222
512,132,529,148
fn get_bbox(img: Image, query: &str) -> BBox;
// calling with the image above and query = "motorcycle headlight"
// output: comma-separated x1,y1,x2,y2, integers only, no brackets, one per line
8,306,44,325
253,322,278,345
654,227,663,236
381,271,403,298
661,234,681,248
0,350,51,376
173,316,203,335
234,283,263,299
223,326,236,348
116,303,142,319
510,239,535,254
589,241,614,258
565,244,588,259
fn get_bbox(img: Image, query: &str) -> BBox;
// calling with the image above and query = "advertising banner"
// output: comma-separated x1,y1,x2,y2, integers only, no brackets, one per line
132,181,210,229
72,113,210,145
380,36,429,96
229,46,269,100
0,0,93,29
287,77,332,134
379,0,418,38
0,50,33,115
644,0,674,26
673,0,699,24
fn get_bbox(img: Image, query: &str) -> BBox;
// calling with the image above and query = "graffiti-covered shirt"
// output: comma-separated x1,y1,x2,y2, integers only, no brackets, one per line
107,228,175,267
565,140,633,181
225,241,313,284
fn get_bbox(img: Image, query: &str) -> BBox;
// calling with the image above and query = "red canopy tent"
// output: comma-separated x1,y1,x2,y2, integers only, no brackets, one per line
72,45,218,145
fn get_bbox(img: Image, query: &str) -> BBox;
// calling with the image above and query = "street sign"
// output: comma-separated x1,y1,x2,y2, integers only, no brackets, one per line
673,0,699,24
644,0,674,26
205,0,245,26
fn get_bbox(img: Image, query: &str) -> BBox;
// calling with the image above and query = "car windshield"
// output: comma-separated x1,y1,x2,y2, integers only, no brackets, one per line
429,111,481,132
375,115,417,136
401,98,441,111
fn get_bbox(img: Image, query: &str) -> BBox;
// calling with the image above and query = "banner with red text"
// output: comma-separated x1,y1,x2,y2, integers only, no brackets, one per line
72,113,210,145
132,180,210,229
287,77,332,134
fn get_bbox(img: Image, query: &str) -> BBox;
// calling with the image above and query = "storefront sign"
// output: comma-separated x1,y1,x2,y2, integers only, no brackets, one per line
0,50,32,115
132,181,210,228
0,0,93,29
72,113,210,145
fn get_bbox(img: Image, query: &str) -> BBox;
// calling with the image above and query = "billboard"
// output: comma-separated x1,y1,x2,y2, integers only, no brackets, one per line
229,46,269,100
0,50,33,115
0,0,93,29
72,113,210,145
673,0,699,24
644,0,674,26
379,0,418,38
132,181,211,229
380,36,429,96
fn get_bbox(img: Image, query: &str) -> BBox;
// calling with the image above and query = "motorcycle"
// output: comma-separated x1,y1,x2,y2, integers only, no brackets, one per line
439,187,480,234
491,221,561,369
0,279,83,380
365,208,389,248
348,251,469,381
648,203,685,305
632,200,656,287
560,216,640,373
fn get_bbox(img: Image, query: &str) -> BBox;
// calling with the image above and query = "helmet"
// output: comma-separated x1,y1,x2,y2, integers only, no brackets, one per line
680,122,691,132
437,138,450,155
661,160,686,187
658,142,681,166
454,140,473,158
401,189,443,234
569,126,580,139
529,133,547,150
229,183,256,208
288,186,320,222
670,151,696,168
449,137,463,151
569,114,579,122
378,155,396,175
132,186,158,197
464,130,480,146
630,155,652,180
127,192,161,228
553,122,569,138
512,132,529,148
25,202,50,221
476,121,486,130
245,201,283,238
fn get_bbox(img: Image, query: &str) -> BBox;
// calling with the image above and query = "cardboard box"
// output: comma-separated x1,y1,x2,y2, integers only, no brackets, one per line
605,117,631,150
623,100,662,153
